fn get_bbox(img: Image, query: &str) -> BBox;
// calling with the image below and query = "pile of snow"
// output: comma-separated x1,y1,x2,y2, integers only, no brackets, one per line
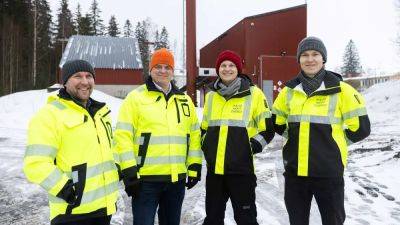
0,89,123,129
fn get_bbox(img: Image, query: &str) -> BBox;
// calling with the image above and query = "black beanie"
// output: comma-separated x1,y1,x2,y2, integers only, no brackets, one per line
297,36,327,63
62,59,95,84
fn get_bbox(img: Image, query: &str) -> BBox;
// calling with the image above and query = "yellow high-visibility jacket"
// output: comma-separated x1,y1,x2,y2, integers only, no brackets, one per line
272,71,371,177
24,90,119,224
114,78,202,183
201,75,274,175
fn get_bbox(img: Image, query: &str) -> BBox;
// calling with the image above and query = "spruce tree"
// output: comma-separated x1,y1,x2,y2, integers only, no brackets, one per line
159,26,169,49
123,19,133,37
341,39,362,77
34,0,54,88
135,21,150,79
89,0,104,35
107,15,120,37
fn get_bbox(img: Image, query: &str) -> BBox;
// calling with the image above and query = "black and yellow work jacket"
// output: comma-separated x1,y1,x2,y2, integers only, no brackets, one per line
24,89,119,224
272,71,371,177
201,75,274,175
114,78,202,183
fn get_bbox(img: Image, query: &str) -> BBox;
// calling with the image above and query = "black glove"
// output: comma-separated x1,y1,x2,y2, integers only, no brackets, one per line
250,138,263,154
186,177,199,190
124,177,141,198
56,179,76,205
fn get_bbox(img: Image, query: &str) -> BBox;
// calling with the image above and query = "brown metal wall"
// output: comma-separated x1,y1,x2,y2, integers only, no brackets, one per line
199,21,246,70
200,5,307,99
94,69,143,85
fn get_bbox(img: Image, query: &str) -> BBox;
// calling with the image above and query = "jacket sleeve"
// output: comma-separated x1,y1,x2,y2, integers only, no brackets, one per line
340,83,371,144
249,88,275,153
186,97,203,179
114,92,139,180
272,87,290,136
23,107,70,197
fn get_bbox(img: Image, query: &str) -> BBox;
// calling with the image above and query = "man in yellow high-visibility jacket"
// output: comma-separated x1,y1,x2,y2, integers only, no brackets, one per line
114,48,202,225
24,60,120,225
273,37,371,225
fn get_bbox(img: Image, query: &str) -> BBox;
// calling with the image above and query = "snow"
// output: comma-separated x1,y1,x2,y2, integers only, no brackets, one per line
1,81,400,224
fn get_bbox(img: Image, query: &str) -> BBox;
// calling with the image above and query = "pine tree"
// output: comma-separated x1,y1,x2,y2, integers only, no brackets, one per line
159,26,169,49
341,39,362,77
89,0,104,35
107,15,120,37
135,21,150,79
123,19,133,37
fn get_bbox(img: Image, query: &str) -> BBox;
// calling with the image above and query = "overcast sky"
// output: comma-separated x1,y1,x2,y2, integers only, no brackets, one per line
49,0,399,74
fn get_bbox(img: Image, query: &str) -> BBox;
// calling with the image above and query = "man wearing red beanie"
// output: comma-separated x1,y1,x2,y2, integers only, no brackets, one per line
201,50,275,225
114,48,202,225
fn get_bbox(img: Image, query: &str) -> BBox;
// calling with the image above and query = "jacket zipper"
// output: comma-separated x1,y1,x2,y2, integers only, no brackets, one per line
174,98,181,123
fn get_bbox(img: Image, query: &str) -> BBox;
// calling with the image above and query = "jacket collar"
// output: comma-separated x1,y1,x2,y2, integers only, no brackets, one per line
210,74,254,98
58,88,106,117
286,70,342,96
145,76,184,96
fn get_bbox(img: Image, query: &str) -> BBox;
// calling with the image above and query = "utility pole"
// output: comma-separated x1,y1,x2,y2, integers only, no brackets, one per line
186,0,197,105
33,0,37,87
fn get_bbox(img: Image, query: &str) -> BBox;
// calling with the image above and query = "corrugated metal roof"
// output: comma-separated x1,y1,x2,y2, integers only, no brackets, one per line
59,35,143,69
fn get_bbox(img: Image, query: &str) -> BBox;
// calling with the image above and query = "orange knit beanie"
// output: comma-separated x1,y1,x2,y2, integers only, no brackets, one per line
149,48,174,71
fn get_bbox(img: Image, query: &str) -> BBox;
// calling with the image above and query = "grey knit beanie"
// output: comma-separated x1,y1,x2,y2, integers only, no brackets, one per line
297,36,327,63
62,59,95,84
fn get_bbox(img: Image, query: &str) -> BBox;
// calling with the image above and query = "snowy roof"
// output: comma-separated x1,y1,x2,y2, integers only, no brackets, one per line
59,35,143,70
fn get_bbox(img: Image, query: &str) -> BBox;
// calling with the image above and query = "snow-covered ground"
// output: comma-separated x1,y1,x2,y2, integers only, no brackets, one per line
0,81,399,225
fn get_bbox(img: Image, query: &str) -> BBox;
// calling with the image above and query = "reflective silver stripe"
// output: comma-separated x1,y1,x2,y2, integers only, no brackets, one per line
254,111,272,124
188,149,203,158
272,108,287,118
137,155,187,165
113,153,120,162
206,92,215,122
86,161,117,179
342,108,367,120
135,136,187,145
136,85,145,92
328,94,338,118
253,134,267,149
191,123,200,131
50,100,66,110
208,119,246,127
48,181,119,204
116,122,134,133
286,88,293,112
287,115,342,124
40,169,63,191
71,171,78,183
119,151,136,162
81,180,119,204
242,90,253,126
25,144,57,158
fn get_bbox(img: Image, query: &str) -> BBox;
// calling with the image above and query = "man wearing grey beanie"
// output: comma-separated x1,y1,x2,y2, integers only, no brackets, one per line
24,58,121,225
272,37,371,225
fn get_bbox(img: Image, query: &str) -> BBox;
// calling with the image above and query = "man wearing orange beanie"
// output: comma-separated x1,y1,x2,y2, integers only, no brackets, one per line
114,48,202,225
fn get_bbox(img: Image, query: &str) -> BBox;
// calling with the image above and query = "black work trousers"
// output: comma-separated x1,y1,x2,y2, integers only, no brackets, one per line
284,176,345,225
57,216,111,225
203,173,258,225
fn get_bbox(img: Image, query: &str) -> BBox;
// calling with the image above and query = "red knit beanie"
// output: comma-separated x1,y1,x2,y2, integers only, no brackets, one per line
215,50,243,75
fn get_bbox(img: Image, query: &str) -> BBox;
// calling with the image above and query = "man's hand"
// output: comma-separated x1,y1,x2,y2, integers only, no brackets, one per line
186,177,199,190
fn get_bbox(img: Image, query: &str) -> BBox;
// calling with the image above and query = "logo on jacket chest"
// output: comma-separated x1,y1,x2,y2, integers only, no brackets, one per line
231,104,243,113
314,96,328,107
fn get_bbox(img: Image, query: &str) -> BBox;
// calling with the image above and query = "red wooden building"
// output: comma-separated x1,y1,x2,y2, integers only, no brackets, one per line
59,35,143,98
199,4,307,105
